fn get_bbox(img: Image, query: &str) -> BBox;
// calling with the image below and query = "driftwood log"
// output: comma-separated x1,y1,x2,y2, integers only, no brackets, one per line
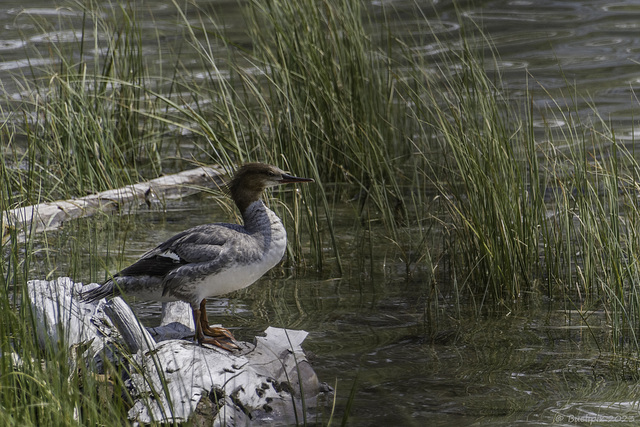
2,165,227,242
27,277,326,425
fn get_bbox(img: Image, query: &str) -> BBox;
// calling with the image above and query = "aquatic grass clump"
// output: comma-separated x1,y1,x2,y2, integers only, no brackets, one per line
392,9,640,349
0,226,132,424
235,0,434,272
7,1,165,201
410,33,640,350
0,4,186,422
542,120,640,351
9,0,640,322
392,27,546,304
244,0,410,221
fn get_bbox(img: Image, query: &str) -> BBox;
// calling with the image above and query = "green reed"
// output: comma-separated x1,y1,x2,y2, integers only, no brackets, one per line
6,0,166,201
366,3,640,355
401,35,544,304
407,22,640,353
547,118,640,351
239,0,433,273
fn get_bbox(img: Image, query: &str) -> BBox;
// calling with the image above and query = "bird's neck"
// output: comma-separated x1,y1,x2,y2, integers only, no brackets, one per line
229,178,264,213
241,199,282,233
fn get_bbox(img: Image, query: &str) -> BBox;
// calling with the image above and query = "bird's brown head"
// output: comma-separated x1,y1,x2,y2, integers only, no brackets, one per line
228,163,314,212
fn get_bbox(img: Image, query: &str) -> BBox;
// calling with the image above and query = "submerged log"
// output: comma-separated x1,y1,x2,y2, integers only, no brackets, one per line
27,278,326,424
2,165,227,242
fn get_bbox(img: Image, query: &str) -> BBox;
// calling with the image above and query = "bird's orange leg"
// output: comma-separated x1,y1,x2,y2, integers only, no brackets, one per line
192,299,238,351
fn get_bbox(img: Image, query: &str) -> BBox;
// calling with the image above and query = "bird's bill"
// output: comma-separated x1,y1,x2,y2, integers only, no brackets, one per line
279,173,314,184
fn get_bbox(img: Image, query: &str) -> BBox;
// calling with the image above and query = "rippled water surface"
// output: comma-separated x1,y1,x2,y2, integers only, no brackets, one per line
37,194,640,426
6,0,640,425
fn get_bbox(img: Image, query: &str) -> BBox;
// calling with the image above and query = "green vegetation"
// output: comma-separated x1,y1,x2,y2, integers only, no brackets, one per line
3,0,640,424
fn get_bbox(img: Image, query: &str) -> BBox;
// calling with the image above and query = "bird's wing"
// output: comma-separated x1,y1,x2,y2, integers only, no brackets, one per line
116,224,242,279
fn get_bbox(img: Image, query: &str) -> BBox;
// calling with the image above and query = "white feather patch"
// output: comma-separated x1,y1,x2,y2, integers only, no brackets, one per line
158,250,182,263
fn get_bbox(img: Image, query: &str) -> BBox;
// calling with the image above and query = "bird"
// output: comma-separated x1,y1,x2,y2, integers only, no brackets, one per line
82,163,314,350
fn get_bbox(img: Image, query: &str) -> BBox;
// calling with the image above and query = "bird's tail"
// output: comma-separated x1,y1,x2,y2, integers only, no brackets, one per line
80,279,121,302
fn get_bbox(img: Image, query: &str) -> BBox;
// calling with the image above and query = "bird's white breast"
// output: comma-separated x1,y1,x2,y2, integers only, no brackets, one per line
195,237,286,301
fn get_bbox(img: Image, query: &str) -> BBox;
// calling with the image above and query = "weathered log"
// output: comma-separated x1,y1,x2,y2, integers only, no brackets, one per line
127,327,318,425
2,165,227,241
28,278,102,349
103,297,157,353
26,278,326,425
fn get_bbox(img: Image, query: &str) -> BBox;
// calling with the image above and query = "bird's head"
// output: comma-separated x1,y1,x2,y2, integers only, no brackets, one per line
228,163,314,211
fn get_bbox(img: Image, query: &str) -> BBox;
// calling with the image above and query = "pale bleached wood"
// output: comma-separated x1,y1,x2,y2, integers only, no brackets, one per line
26,278,326,425
160,301,194,326
103,297,157,353
27,277,97,349
146,301,196,343
2,165,227,240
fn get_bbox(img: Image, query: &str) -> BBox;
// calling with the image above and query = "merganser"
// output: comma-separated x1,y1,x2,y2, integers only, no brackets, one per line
82,163,314,350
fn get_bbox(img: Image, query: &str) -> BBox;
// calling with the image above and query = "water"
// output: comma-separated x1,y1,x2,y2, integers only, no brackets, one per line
40,193,639,426
5,0,640,425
